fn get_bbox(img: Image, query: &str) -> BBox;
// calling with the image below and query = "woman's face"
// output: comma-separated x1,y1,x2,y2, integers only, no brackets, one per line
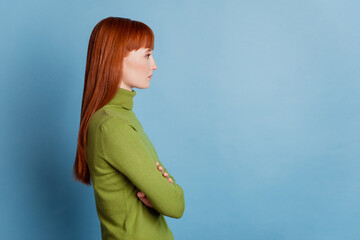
119,47,157,90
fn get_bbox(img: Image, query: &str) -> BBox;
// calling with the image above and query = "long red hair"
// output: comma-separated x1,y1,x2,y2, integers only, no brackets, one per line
73,17,155,185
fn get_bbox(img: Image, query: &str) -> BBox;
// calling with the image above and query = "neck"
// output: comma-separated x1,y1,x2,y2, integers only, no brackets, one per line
107,87,137,110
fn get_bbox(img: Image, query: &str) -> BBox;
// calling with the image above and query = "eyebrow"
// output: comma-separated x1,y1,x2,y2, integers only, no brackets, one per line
145,48,152,53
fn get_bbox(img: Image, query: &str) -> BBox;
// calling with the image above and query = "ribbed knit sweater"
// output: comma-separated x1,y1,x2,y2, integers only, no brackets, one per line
86,87,185,240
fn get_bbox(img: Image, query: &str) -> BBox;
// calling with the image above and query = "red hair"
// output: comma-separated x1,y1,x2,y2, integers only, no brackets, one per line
73,17,155,185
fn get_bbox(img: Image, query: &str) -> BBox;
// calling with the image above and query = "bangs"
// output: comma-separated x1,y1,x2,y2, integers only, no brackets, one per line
126,21,154,52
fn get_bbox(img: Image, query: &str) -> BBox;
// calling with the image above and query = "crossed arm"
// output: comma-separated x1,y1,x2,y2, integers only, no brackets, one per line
137,161,173,208
99,117,185,219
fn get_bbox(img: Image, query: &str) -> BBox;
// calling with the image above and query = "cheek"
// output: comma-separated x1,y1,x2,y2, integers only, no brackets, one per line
127,60,148,74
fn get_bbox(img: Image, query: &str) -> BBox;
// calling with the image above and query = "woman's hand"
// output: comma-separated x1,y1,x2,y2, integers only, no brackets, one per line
137,191,153,208
137,161,174,208
155,161,174,183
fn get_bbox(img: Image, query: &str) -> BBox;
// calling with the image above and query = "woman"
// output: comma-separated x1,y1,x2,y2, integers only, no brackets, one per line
73,17,185,240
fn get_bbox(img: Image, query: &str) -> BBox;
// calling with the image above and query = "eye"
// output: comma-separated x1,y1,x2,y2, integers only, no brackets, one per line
145,53,151,59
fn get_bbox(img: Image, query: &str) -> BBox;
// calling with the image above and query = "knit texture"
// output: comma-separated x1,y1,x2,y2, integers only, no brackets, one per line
86,87,185,240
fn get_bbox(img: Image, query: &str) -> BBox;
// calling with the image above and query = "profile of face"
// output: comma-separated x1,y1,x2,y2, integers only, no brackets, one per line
119,47,157,90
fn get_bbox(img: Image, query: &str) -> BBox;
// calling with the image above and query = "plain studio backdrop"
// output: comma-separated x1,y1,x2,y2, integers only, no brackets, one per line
0,1,359,239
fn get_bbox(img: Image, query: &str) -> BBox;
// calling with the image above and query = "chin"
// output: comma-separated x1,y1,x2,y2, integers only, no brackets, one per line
134,82,150,89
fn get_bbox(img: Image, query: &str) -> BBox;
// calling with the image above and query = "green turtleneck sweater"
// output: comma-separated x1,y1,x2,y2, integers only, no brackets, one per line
86,87,185,240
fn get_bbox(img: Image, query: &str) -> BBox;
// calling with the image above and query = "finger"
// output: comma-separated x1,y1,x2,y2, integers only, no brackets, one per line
145,200,153,208
168,178,173,183
157,166,164,173
155,161,159,166
139,196,153,208
163,172,168,178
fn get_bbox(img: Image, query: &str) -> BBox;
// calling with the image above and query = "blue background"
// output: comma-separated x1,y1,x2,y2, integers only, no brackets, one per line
1,1,359,239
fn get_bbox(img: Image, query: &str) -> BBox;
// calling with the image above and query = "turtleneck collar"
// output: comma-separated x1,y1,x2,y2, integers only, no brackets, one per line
107,87,136,110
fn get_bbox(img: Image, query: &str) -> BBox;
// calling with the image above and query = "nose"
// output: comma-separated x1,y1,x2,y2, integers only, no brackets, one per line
152,59,157,70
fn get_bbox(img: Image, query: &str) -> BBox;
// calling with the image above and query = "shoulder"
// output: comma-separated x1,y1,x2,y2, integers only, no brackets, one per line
101,116,132,131
88,108,131,133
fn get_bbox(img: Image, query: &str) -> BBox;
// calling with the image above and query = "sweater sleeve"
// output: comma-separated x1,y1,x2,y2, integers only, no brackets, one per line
99,117,185,219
